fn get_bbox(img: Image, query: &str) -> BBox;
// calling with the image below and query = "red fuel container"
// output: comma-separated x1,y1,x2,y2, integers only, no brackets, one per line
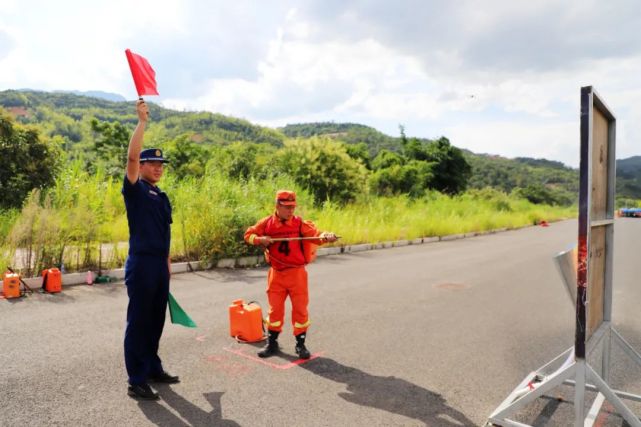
2,272,21,299
42,268,62,293
229,299,264,342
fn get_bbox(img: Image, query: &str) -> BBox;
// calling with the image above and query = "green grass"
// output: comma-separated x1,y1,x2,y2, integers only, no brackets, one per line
309,189,574,244
0,168,576,276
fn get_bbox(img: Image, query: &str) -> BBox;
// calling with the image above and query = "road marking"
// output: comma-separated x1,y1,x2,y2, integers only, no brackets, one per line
223,346,324,369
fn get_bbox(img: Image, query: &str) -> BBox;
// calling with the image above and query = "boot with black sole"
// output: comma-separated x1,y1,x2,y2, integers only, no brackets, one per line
258,330,280,358
128,383,160,400
295,333,311,360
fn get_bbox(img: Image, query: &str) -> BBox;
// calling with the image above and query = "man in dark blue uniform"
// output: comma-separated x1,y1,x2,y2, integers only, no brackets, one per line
123,99,179,400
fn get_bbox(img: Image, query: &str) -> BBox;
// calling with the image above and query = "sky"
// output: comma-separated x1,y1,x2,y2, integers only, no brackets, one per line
1,0,641,167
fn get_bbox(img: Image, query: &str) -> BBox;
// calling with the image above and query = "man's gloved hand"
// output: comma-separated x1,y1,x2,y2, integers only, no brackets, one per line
320,232,338,242
257,236,272,246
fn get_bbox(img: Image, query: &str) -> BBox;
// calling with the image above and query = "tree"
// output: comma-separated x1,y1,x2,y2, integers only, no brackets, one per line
371,149,404,170
512,184,570,206
204,142,278,181
0,110,59,209
399,125,431,161
370,161,433,197
399,124,407,146
425,137,471,194
90,118,130,178
0,90,29,107
402,137,430,161
277,137,367,204
164,135,211,180
513,184,557,205
344,142,371,169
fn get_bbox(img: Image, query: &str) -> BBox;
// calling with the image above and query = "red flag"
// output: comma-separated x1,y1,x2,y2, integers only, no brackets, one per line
125,49,159,96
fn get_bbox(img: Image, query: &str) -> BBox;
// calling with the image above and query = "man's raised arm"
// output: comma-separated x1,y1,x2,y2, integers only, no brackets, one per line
126,100,149,184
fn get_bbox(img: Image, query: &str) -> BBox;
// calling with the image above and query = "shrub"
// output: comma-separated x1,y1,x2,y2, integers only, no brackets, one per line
277,137,367,204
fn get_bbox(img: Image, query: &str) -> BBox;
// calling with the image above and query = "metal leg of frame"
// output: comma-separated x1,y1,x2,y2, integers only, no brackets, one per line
586,322,609,357
489,372,540,418
537,347,574,374
585,393,605,427
493,419,532,427
489,348,572,417
564,380,641,403
488,361,576,424
586,364,641,426
574,358,586,427
602,327,612,383
489,327,641,425
612,328,641,369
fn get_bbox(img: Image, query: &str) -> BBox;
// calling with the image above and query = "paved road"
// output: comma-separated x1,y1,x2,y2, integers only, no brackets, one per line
2,219,641,426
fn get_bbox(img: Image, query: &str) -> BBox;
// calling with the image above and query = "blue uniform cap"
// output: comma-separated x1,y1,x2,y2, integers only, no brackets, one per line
140,148,170,163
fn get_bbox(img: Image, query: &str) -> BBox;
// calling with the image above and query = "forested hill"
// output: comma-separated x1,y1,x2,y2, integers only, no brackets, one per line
616,156,641,199
281,122,400,154
281,122,641,203
0,89,285,148
2,90,641,203
282,121,578,204
463,152,577,204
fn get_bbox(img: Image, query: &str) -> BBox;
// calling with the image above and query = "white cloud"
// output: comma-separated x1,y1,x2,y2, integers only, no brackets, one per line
446,120,579,166
0,0,189,93
3,0,641,166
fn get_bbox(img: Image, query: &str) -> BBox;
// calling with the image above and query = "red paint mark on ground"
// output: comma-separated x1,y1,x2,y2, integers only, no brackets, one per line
594,401,614,427
204,354,254,377
223,346,324,370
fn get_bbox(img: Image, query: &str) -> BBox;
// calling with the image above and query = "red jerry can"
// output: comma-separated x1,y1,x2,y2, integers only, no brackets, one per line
228,299,264,342
2,272,21,299
42,268,62,293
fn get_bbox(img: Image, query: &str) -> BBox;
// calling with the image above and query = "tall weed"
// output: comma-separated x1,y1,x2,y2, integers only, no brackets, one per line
1,166,576,276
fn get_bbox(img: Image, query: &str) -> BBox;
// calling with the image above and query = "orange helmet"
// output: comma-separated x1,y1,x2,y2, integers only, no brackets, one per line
275,190,296,206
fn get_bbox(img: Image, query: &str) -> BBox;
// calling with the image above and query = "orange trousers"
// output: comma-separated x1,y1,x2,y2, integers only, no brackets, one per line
265,267,310,335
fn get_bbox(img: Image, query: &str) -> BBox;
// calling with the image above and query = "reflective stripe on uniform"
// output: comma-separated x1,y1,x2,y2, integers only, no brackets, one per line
294,319,311,329
248,234,257,245
265,319,282,328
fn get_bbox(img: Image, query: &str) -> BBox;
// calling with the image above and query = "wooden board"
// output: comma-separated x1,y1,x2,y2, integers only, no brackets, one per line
586,106,610,340
576,86,616,357
591,108,609,221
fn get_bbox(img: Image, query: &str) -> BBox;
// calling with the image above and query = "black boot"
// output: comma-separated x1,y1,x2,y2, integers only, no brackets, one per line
258,330,280,358
295,333,311,360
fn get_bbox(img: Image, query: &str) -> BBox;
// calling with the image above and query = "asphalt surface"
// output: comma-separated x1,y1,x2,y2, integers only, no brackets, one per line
2,219,641,426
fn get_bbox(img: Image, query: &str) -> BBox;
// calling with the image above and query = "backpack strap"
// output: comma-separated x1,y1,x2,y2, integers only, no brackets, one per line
299,218,308,264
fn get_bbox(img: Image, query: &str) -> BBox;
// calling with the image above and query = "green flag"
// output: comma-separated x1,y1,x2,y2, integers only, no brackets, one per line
168,292,197,328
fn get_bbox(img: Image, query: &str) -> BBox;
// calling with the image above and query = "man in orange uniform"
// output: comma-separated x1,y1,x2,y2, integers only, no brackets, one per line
244,190,337,359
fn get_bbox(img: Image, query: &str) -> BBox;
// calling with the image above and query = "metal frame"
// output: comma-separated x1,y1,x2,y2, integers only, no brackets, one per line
487,87,641,426
487,323,641,426
576,85,616,359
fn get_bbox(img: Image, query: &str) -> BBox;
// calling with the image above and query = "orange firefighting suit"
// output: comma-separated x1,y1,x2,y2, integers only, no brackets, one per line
244,214,325,335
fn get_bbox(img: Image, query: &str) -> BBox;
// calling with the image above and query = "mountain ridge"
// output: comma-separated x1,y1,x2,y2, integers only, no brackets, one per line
2,89,640,201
